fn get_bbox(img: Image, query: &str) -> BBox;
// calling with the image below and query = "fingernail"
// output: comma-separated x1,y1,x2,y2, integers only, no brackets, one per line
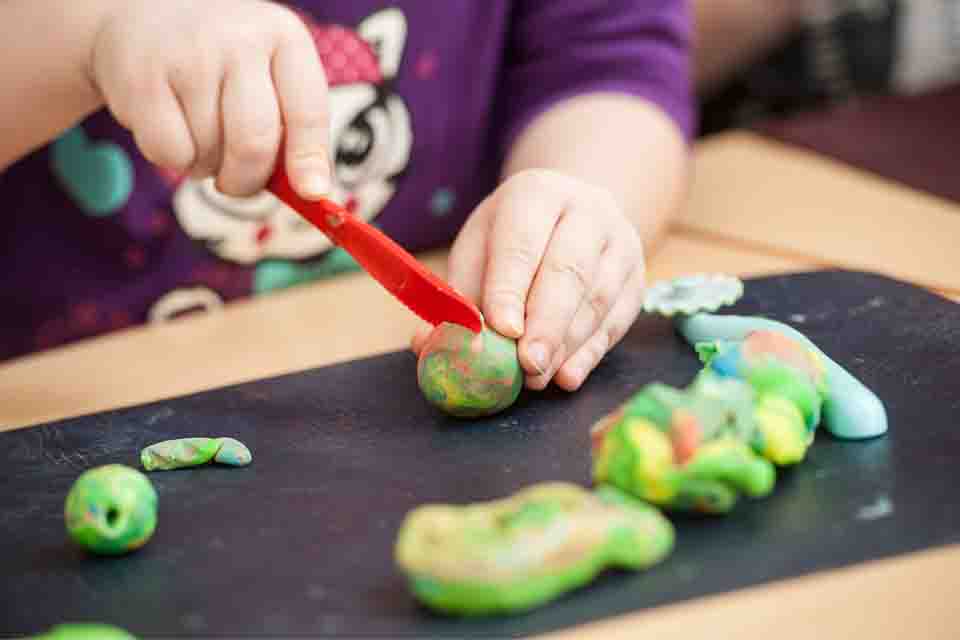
300,171,331,199
291,147,332,198
528,342,550,375
567,365,585,387
503,309,524,336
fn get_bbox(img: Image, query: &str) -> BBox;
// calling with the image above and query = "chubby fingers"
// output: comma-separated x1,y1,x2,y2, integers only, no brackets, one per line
480,172,568,344
216,49,282,196
446,194,496,306
272,14,331,199
211,10,331,199
127,80,197,174
166,40,223,178
415,199,495,359
518,197,607,388
551,225,642,391
442,171,642,391
554,259,646,391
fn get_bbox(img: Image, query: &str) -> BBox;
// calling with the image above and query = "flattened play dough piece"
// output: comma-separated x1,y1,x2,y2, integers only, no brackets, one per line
417,322,523,417
64,465,157,555
140,437,252,471
33,624,137,639
676,313,888,439
395,483,674,616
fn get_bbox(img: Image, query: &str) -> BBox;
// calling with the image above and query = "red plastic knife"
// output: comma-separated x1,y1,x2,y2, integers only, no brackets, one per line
268,163,484,333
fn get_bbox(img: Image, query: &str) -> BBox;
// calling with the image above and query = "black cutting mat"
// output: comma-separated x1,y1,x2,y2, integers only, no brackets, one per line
2,270,960,638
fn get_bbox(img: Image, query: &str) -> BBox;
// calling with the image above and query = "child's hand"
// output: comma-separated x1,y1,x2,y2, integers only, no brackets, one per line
89,0,329,198
414,170,646,392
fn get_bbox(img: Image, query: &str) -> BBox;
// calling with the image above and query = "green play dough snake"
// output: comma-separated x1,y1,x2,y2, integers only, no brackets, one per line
395,482,674,616
140,437,252,471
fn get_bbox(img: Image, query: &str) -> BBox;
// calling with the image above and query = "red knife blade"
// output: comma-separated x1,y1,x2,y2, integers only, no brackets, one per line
267,164,484,333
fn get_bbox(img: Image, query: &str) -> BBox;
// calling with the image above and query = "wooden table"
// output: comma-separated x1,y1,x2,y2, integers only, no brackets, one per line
3,131,959,638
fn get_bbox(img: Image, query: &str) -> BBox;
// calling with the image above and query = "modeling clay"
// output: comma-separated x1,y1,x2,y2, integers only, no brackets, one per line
64,465,157,555
395,482,673,615
417,322,523,417
140,437,252,471
592,374,777,514
32,624,136,639
677,313,887,439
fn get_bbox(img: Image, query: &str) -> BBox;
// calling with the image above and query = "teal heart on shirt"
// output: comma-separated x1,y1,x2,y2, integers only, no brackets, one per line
254,248,362,294
51,126,133,216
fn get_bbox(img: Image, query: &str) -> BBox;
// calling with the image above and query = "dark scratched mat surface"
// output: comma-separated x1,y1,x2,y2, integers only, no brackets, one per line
2,271,960,638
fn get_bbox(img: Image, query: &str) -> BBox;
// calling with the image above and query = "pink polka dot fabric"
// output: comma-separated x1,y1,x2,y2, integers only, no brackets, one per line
305,23,382,87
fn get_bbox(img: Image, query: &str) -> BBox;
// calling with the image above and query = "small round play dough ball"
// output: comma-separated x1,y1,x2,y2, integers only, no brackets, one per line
417,322,523,417
36,624,137,639
64,464,158,555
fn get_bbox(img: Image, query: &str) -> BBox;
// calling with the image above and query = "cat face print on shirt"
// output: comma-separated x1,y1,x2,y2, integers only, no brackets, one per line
171,8,413,265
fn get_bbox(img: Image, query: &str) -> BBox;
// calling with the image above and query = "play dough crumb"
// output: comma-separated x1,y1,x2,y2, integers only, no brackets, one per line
140,437,252,471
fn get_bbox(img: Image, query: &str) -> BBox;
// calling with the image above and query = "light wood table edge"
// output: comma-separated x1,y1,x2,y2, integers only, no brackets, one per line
683,131,960,295
539,543,960,639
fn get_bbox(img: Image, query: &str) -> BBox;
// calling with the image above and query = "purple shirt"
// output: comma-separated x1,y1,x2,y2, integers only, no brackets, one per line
0,0,691,362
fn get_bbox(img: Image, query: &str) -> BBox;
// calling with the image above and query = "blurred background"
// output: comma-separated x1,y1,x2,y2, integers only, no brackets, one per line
694,0,960,135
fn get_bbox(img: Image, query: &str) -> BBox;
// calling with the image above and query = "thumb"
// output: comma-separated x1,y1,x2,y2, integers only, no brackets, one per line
446,196,497,326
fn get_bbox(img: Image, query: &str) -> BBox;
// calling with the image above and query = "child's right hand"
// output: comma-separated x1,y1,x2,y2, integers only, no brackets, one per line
89,0,330,199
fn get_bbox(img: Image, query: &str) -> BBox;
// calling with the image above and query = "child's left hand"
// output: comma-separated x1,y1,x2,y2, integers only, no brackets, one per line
413,169,646,391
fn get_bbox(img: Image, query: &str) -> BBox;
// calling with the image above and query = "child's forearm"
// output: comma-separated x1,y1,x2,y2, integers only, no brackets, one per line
0,1,116,171
502,93,690,250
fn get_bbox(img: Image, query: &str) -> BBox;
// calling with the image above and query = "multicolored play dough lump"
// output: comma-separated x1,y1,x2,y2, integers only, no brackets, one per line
140,437,252,471
641,273,887,440
677,312,888,440
64,465,157,555
395,482,674,616
591,373,777,514
417,322,523,417
696,329,828,463
31,624,137,639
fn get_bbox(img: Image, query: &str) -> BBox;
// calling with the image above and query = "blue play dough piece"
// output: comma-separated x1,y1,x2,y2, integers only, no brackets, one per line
51,126,133,216
676,313,888,440
706,344,744,378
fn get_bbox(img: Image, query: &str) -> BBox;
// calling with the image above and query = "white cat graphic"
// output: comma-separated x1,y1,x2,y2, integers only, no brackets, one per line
151,9,413,322
171,8,412,266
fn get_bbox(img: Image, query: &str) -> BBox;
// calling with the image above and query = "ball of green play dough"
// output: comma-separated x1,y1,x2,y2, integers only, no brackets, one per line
417,322,523,417
64,464,157,555
35,623,137,639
